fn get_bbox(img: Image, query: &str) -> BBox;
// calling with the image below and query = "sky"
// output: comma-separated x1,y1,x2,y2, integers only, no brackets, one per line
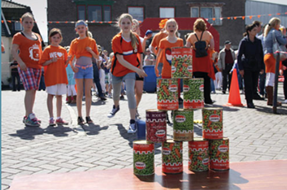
11,0,287,42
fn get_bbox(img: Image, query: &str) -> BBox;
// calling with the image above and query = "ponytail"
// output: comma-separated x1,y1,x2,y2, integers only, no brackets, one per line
264,17,280,37
130,32,139,50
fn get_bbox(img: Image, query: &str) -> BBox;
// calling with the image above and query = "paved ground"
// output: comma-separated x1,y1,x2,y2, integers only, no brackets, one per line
2,84,287,190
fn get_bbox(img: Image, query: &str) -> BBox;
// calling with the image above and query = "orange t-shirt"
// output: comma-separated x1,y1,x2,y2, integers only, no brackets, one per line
12,32,42,69
40,45,68,87
187,31,213,48
158,38,184,78
151,32,168,54
69,37,99,59
111,32,143,77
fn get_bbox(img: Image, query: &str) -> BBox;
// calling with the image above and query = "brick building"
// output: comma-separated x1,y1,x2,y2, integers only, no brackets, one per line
47,0,246,52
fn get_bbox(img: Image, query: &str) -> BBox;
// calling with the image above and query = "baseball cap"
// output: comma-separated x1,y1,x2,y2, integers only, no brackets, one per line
225,40,231,45
145,30,153,36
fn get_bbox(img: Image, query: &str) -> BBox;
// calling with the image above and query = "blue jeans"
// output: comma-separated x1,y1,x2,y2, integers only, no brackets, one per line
93,63,104,97
210,78,215,92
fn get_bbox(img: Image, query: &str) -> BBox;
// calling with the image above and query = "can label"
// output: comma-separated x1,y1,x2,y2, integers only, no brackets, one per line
183,78,204,109
188,140,209,172
162,141,183,174
133,142,154,176
171,47,193,79
146,110,167,143
209,138,229,170
202,108,223,139
173,110,194,141
157,79,179,110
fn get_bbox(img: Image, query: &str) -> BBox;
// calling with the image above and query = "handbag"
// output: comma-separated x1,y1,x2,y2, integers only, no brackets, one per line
272,30,287,61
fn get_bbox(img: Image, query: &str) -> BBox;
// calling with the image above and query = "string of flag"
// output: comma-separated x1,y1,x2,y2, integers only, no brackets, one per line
1,12,287,24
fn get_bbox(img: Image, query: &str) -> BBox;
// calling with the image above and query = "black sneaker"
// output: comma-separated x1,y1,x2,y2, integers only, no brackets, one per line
178,97,183,104
120,95,125,100
108,105,120,117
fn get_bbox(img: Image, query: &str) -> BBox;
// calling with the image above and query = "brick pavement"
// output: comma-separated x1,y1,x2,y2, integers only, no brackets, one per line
1,84,287,190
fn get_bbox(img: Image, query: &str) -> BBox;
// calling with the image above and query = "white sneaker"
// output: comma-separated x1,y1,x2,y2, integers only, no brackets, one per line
128,123,137,134
282,99,287,104
108,94,112,98
107,105,120,118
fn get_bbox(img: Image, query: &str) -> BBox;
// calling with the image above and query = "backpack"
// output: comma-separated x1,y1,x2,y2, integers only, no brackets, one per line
194,32,208,58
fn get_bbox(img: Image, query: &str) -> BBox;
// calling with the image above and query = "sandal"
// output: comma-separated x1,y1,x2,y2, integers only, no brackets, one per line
78,116,84,125
86,116,93,124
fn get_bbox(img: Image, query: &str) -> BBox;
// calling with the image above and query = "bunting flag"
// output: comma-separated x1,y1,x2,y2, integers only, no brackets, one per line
1,11,287,24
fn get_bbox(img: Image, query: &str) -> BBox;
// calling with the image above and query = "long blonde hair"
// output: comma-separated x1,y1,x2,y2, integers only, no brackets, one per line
264,17,281,37
118,13,138,50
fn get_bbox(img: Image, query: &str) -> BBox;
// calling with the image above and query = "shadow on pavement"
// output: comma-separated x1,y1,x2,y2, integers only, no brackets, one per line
255,105,287,115
44,125,74,137
212,104,240,112
194,123,202,137
81,123,109,135
9,126,45,140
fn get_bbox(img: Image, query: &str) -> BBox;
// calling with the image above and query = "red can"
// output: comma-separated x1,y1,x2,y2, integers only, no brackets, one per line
209,138,229,171
162,139,183,174
157,79,179,110
146,109,167,143
202,108,223,139
188,138,209,172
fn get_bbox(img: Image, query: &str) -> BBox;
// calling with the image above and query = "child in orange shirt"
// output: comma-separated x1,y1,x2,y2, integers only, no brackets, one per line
69,20,99,125
12,12,43,127
40,28,71,126
109,13,147,133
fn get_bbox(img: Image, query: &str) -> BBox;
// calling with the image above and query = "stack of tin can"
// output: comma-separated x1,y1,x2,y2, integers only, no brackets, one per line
133,47,229,177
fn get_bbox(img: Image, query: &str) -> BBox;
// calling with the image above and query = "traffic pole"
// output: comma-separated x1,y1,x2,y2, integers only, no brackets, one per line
273,52,280,114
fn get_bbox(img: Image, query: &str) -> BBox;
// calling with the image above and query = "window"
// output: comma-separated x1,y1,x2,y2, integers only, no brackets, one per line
104,6,111,21
159,7,175,18
190,7,199,18
128,7,144,21
14,22,23,31
189,6,222,25
78,5,85,20
88,6,102,21
77,5,111,21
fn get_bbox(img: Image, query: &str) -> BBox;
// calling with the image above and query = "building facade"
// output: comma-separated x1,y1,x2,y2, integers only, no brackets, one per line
47,0,246,52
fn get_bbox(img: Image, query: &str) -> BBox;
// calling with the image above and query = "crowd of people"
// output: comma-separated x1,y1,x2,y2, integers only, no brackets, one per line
8,12,287,131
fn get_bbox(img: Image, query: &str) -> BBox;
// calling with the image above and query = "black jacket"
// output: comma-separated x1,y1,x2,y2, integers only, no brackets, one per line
237,36,264,72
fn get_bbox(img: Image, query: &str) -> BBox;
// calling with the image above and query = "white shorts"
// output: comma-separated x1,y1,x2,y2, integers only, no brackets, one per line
265,73,275,87
46,84,67,95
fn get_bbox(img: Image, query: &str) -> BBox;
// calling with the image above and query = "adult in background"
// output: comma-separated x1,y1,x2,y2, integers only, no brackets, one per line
237,23,264,108
253,20,265,100
186,18,214,104
217,40,236,94
144,48,155,66
10,59,21,91
280,26,287,104
263,18,287,106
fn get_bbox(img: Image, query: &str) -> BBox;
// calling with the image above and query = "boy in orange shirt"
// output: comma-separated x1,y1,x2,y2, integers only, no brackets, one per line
40,28,71,126
12,12,43,127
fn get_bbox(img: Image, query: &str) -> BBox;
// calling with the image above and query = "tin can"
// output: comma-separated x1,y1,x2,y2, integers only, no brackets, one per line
188,138,209,172
202,107,223,140
162,139,183,174
209,138,229,171
173,109,194,141
133,140,154,176
171,47,193,79
157,78,179,110
146,109,167,143
183,78,204,109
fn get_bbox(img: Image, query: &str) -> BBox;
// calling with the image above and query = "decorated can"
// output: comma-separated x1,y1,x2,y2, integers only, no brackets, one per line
183,78,204,109
188,138,209,172
133,140,155,176
162,139,183,174
173,109,194,141
157,78,179,110
146,109,167,143
209,138,229,171
171,47,193,78
202,107,223,139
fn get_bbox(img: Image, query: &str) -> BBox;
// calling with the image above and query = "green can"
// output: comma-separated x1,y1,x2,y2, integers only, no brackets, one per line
183,78,204,109
202,107,223,140
209,138,229,171
188,138,209,172
173,109,194,141
133,140,154,176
